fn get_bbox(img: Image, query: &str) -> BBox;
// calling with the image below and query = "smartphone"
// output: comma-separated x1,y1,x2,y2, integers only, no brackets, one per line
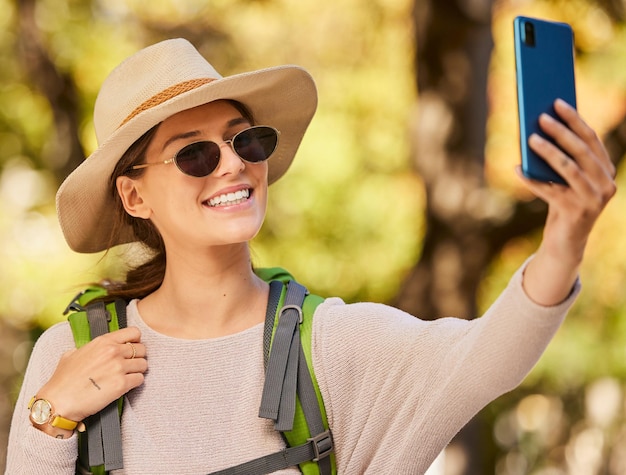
514,16,577,185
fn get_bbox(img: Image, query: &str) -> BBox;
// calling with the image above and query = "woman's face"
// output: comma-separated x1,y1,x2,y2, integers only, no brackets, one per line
117,100,269,253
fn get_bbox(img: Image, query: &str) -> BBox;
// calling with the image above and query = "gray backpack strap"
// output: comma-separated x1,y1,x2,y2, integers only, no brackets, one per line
81,301,126,472
258,280,308,430
262,280,284,367
208,442,327,475
209,280,333,475
295,343,333,475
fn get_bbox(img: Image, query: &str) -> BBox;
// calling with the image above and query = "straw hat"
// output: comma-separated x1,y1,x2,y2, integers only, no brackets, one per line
56,38,317,253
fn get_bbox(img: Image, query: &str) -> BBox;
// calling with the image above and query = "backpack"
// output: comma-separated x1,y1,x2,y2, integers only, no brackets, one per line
64,268,336,475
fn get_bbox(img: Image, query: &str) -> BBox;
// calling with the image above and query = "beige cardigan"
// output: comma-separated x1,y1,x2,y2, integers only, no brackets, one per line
5,263,578,474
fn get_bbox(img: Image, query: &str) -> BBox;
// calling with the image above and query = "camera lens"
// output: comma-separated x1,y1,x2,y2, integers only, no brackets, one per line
524,21,535,47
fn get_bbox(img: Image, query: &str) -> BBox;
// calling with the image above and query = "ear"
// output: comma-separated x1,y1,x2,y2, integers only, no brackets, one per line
116,176,152,219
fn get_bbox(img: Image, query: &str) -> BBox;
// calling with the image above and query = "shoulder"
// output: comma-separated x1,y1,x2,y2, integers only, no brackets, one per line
17,321,76,398
311,297,466,354
312,297,459,335
315,297,416,322
30,321,76,364
35,321,75,348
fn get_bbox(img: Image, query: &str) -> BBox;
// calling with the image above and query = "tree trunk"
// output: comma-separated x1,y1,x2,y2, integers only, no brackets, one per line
399,0,546,323
16,0,86,182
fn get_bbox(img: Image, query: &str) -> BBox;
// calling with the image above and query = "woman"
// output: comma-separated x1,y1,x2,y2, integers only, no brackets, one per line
5,38,616,474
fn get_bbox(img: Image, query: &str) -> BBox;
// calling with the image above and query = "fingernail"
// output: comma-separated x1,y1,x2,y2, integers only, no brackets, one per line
555,98,571,109
529,133,545,145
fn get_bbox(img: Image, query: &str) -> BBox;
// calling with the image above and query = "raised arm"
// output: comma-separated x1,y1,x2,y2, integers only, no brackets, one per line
520,99,616,306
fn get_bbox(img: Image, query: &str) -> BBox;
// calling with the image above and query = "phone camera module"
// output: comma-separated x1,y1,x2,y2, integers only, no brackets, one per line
523,21,536,47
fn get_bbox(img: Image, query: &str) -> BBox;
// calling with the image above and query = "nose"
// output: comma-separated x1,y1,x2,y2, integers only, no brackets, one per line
213,140,245,177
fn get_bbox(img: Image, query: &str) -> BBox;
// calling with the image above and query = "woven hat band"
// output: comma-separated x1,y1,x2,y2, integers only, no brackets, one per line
120,78,216,128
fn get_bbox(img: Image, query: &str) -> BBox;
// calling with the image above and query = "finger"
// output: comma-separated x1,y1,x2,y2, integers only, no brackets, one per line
533,114,616,204
528,133,594,193
553,100,605,158
123,341,146,360
110,326,142,343
125,357,148,375
125,341,137,359
550,100,616,179
515,166,568,203
536,113,598,180
124,373,145,392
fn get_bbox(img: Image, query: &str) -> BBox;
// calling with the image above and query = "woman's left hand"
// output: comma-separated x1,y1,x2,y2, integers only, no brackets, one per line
520,98,617,306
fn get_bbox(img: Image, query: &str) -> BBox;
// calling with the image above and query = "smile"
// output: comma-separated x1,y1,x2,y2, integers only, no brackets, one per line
206,188,251,207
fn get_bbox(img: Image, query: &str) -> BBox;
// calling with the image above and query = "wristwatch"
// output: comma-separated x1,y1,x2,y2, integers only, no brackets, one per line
28,396,78,431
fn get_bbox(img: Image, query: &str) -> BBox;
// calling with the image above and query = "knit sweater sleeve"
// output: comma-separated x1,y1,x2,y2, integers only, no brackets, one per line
311,261,580,474
5,322,79,475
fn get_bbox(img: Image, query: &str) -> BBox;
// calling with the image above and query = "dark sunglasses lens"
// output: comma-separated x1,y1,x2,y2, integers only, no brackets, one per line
233,127,278,163
175,142,220,177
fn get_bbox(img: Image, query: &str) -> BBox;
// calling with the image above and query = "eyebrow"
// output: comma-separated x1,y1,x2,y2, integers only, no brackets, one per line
162,130,201,152
161,117,252,152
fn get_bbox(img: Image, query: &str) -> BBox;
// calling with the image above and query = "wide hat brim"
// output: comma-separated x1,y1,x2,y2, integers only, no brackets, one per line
56,47,317,253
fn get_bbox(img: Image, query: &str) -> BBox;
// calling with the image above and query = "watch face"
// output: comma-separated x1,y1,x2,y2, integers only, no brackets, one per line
31,399,52,425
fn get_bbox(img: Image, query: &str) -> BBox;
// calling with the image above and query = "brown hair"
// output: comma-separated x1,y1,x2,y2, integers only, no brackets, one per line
98,100,255,301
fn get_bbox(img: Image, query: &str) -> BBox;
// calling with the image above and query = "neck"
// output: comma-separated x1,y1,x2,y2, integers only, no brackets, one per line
137,243,269,339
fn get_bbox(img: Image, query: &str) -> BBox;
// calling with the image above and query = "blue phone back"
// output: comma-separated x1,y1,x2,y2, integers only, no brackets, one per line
514,16,576,184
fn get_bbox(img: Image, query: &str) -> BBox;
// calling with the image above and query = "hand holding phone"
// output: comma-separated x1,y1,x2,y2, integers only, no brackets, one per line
514,16,577,185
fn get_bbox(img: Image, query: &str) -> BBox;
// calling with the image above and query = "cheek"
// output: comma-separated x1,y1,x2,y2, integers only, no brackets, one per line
253,162,269,195
147,194,198,243
142,176,199,219
254,168,269,212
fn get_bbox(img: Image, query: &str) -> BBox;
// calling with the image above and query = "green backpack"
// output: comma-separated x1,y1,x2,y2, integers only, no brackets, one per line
65,268,336,475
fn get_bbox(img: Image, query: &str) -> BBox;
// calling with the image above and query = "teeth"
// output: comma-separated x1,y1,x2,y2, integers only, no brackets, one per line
208,189,250,207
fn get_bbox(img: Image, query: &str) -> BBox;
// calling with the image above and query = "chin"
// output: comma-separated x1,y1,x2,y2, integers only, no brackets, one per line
217,223,263,245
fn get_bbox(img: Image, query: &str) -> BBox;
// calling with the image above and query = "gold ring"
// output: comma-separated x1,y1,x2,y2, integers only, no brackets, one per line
126,342,137,359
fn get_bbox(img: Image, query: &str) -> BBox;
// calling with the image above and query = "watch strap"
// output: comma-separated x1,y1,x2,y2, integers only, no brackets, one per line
50,414,79,431
27,396,38,410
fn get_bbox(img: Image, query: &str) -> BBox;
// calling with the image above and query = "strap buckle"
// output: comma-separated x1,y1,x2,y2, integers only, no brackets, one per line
308,430,334,462
75,462,94,475
63,289,87,315
279,304,304,324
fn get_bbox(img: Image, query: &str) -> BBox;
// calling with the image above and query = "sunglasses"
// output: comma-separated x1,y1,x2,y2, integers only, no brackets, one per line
131,125,280,178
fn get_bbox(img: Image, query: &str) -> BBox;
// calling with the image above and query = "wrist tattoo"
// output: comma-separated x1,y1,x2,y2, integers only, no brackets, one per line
89,377,101,390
